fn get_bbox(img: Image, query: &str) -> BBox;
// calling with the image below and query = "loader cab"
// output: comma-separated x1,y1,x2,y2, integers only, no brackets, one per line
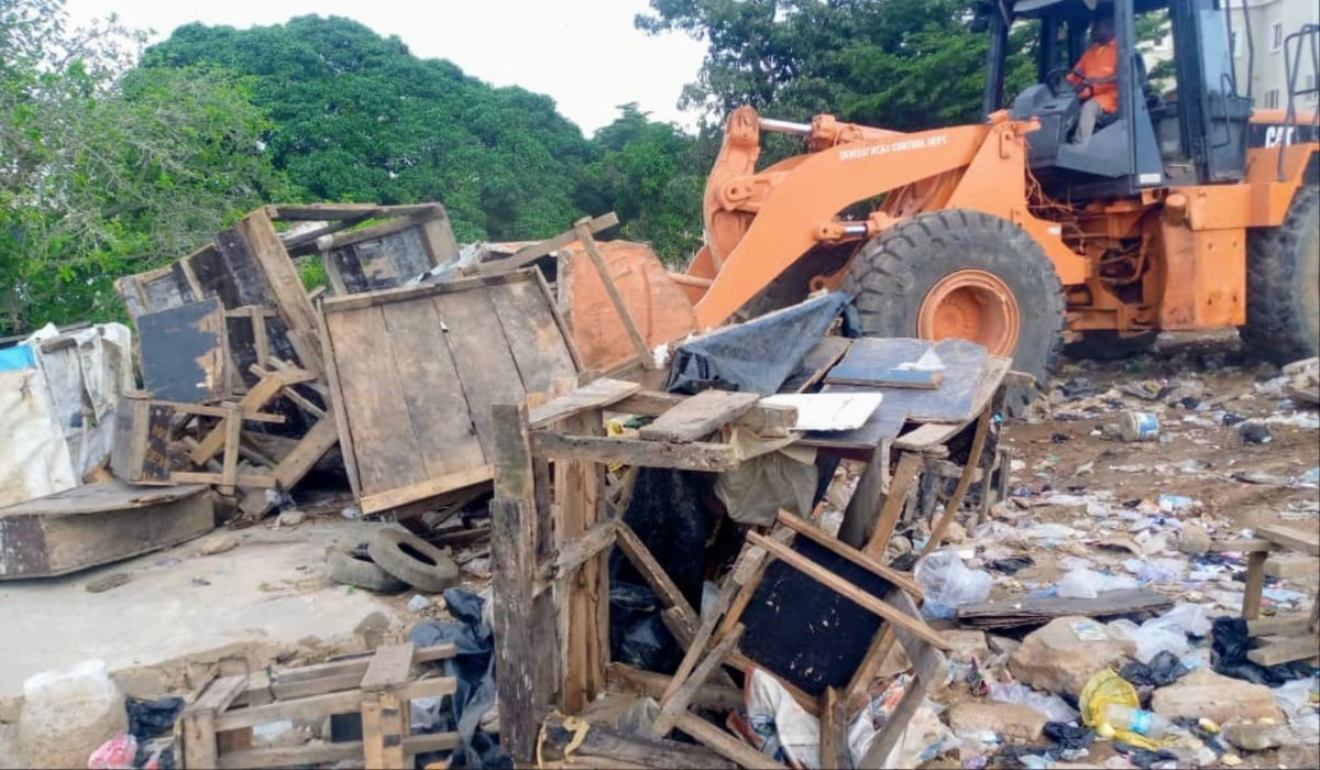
981,0,1252,199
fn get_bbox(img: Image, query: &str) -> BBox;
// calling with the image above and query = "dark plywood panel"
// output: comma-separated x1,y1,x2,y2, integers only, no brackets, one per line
825,338,989,423
325,306,428,495
736,537,894,697
138,299,227,403
486,279,577,397
437,289,526,459
379,298,485,479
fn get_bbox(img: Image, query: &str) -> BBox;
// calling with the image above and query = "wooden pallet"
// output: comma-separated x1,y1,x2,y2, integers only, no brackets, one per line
177,643,458,769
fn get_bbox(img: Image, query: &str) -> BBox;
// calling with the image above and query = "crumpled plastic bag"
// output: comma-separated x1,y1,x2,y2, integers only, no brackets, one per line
1120,650,1190,687
1057,567,1138,599
914,550,992,619
988,681,1079,724
87,733,136,770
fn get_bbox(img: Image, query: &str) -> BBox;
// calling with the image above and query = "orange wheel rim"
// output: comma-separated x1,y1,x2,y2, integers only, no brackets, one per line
917,270,1020,356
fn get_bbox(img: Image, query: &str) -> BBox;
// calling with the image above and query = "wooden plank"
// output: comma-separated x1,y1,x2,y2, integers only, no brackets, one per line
490,402,544,763
614,391,797,437
219,404,242,494
774,511,923,599
380,295,486,479
541,713,735,770
614,520,699,620
189,372,304,464
272,203,439,221
819,687,851,770
1207,538,1280,553
437,287,528,461
1257,524,1320,556
653,625,744,737
1242,550,1269,620
556,401,607,714
537,519,616,592
1248,614,1314,637
863,451,923,559
359,466,493,515
574,220,652,366
638,390,760,443
530,378,641,429
606,663,743,711
532,432,740,472
361,691,406,769
920,407,992,558
894,422,962,451
780,336,852,394
324,306,429,495
656,567,752,733
475,213,620,275
216,690,364,732
235,207,323,376
182,711,218,769
238,415,340,517
955,589,1174,629
488,278,580,395
675,712,787,770
746,532,950,651
1247,635,1320,666
361,643,415,692
838,446,888,550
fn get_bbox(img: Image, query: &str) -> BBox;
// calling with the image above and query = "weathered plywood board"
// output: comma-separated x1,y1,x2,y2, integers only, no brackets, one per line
0,481,214,579
137,299,227,403
322,270,580,513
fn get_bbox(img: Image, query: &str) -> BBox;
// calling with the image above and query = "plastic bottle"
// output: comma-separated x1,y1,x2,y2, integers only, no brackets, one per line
1103,704,1173,738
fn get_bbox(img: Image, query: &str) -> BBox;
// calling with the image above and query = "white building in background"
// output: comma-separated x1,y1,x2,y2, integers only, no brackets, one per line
1226,0,1319,110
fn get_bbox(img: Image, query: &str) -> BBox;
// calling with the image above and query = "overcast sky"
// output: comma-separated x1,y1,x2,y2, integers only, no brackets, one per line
62,0,707,134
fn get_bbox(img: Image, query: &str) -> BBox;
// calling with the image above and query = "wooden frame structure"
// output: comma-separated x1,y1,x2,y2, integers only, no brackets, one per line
177,643,458,769
489,377,955,768
1221,524,1320,667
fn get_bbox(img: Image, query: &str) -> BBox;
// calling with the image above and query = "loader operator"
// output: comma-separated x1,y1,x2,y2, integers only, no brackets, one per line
1068,15,1118,145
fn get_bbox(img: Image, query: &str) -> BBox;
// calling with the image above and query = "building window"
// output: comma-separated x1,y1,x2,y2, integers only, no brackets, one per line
1265,88,1280,109
1272,23,1283,51
1230,30,1241,57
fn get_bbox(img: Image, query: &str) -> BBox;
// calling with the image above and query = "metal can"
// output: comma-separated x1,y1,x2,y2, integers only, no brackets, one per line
1119,410,1160,442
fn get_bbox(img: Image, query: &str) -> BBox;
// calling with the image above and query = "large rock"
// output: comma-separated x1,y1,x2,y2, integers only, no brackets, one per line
19,660,127,770
1221,719,1289,751
1150,668,1283,725
1008,615,1136,698
947,701,1047,742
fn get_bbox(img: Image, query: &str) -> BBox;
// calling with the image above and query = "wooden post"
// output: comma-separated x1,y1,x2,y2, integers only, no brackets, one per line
862,452,924,559
490,402,546,763
920,407,992,558
573,218,654,368
219,403,242,495
555,397,608,713
1242,550,1269,620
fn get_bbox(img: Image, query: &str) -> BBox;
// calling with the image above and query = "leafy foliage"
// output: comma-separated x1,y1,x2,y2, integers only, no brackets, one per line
141,16,596,243
0,0,285,334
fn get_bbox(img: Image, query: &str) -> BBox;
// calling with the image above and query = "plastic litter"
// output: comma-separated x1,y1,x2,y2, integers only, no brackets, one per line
1102,705,1173,739
914,550,992,619
126,696,184,742
1119,651,1190,687
987,555,1035,575
1273,676,1320,745
1156,495,1196,513
1108,603,1209,663
1044,721,1095,750
987,681,1079,724
1113,744,1179,769
1119,411,1159,442
87,733,136,770
746,668,819,768
1078,669,1158,750
1057,568,1138,599
1211,616,1316,686
407,594,430,612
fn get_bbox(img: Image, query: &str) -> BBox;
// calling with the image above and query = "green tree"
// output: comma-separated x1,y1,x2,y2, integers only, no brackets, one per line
637,0,1036,131
141,16,597,242
576,104,708,264
0,0,285,334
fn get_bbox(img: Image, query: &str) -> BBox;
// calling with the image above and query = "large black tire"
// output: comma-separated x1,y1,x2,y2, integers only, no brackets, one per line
1064,330,1158,361
368,528,459,593
841,210,1067,386
1241,185,1320,364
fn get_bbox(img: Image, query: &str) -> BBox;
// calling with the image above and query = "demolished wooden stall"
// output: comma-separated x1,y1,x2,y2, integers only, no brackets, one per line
487,380,953,769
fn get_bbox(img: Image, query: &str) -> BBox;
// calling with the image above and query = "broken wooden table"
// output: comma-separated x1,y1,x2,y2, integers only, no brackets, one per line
488,378,798,764
1220,524,1320,667
177,643,457,770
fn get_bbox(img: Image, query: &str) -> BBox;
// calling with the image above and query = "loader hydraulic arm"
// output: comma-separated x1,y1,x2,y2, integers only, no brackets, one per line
684,107,1087,330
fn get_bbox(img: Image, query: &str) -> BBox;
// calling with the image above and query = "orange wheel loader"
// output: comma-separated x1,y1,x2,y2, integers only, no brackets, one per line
641,0,1319,387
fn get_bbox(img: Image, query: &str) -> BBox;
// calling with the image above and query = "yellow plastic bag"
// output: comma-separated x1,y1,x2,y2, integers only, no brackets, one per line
1078,668,1159,750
